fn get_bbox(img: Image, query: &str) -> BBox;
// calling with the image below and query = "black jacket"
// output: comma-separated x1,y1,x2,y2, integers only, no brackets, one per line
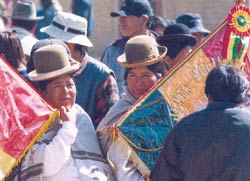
150,101,250,181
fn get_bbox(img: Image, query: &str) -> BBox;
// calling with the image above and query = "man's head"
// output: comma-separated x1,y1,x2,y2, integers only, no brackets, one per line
157,23,197,70
111,0,153,38
176,13,210,43
147,15,167,36
11,1,43,31
205,64,249,104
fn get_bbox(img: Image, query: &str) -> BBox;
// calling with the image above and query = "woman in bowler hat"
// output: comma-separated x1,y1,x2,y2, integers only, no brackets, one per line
97,35,176,180
8,44,115,180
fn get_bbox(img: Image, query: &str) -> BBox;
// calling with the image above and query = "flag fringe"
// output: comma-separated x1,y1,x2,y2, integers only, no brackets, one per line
113,133,151,180
3,110,59,181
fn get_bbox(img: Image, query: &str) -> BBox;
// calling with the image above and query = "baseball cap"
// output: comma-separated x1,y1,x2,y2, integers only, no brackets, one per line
176,13,210,36
111,0,153,17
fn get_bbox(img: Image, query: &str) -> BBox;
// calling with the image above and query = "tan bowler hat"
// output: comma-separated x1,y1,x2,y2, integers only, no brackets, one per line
28,44,80,81
117,35,167,68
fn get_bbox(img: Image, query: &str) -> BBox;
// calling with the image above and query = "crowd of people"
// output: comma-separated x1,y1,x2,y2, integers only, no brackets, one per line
1,0,250,180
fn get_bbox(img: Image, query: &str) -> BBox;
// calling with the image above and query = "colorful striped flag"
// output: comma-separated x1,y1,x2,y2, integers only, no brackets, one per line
0,55,58,180
110,5,250,177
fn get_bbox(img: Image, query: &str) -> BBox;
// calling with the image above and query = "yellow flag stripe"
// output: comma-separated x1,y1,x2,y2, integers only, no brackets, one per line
0,149,16,181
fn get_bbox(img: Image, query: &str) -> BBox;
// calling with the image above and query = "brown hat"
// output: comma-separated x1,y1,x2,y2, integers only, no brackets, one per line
118,35,167,68
28,44,80,81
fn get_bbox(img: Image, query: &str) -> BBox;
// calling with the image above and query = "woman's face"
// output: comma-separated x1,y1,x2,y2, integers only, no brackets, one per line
127,66,158,99
43,75,76,109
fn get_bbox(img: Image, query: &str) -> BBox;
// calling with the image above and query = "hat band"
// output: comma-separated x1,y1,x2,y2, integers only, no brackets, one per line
52,21,86,35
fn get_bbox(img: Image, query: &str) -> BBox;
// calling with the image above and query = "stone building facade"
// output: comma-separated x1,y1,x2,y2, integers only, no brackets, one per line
35,0,248,58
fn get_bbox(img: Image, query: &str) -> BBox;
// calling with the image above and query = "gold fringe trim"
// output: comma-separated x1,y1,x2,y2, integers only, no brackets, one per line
107,133,150,180
2,110,59,181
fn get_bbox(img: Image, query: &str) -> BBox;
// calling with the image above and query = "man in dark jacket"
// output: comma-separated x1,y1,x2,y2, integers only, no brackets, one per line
150,64,250,181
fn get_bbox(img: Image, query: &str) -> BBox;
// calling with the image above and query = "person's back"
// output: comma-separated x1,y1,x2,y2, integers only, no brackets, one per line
101,0,154,94
150,64,250,181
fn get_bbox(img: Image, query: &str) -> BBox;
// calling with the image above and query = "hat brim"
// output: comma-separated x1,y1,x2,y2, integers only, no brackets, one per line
110,10,127,17
41,25,93,47
190,26,210,35
11,16,44,21
28,61,80,81
157,34,197,47
117,46,167,68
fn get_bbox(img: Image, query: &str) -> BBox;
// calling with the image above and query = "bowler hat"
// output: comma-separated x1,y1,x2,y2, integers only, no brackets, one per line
41,11,93,47
111,0,153,17
118,35,167,68
176,13,210,36
157,23,197,47
27,39,73,73
11,1,44,21
28,44,80,81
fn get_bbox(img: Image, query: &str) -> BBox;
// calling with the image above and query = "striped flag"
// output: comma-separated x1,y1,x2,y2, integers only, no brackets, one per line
0,55,58,180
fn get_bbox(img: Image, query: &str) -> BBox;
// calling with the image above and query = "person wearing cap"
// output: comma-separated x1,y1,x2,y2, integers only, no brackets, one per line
157,23,197,71
176,13,210,44
8,44,115,180
10,1,44,60
101,0,156,95
150,64,250,180
40,11,119,128
97,35,176,180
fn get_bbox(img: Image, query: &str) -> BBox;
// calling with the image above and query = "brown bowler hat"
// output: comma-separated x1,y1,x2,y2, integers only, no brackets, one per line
28,44,80,81
118,35,167,68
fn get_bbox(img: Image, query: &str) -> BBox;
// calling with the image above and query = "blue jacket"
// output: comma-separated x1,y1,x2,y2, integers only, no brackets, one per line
101,37,128,94
75,56,115,125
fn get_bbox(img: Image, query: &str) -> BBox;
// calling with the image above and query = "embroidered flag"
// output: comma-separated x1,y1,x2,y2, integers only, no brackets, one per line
109,5,250,178
0,55,58,180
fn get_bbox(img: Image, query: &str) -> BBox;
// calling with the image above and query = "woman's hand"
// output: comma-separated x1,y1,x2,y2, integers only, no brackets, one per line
59,106,77,124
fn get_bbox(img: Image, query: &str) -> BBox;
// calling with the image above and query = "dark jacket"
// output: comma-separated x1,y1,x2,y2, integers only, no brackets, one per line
150,101,250,181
